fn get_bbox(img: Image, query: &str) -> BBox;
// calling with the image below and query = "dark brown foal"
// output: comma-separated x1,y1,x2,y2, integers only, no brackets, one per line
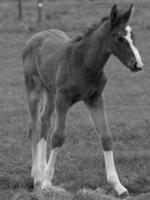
22,4,143,197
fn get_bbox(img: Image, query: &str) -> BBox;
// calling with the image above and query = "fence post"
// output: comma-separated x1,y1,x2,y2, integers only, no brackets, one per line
18,0,22,20
37,0,43,22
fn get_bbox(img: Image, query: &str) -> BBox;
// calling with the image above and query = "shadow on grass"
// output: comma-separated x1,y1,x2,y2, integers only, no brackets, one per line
1,172,150,200
11,187,150,200
12,187,117,200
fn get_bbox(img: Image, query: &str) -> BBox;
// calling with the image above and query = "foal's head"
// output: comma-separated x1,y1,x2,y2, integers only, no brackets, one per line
104,4,143,72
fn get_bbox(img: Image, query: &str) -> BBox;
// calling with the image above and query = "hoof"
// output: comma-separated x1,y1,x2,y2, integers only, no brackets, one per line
41,169,53,191
31,168,43,185
33,175,43,186
41,180,52,191
34,181,42,190
119,191,130,199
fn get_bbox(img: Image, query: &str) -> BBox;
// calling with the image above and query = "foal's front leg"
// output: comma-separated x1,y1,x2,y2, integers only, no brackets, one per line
85,96,129,198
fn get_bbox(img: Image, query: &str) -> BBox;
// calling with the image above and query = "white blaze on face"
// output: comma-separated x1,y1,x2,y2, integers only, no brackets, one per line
124,26,143,69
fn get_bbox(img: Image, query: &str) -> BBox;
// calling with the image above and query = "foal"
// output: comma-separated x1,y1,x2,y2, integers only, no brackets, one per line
22,4,143,198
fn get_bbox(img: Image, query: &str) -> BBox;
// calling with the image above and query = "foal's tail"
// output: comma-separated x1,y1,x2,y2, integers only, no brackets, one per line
22,33,47,101
22,32,48,88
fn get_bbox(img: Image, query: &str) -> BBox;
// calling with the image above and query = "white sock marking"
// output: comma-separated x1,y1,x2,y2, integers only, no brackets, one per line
31,144,39,177
104,151,127,195
31,142,42,183
38,138,47,171
125,26,143,69
42,148,60,180
46,148,59,171
42,148,60,189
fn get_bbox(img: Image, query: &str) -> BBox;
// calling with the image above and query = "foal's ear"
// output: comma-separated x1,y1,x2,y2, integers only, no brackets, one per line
110,4,120,27
121,4,134,24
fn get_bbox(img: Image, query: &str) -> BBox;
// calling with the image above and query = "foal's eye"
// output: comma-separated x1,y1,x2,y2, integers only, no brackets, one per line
117,36,123,42
115,31,124,42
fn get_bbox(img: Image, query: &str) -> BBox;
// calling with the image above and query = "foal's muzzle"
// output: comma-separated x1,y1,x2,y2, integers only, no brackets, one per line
131,62,143,72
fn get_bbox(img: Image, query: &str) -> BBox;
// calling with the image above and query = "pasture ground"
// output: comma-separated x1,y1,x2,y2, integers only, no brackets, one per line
0,1,150,199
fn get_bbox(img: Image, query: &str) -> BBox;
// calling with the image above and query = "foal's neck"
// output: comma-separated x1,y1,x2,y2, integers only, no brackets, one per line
79,20,110,74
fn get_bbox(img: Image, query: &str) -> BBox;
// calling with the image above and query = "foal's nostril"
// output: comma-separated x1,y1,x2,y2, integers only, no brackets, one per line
138,67,142,71
134,62,142,71
131,62,142,72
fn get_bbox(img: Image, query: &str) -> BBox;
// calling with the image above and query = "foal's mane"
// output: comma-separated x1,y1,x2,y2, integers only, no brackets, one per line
74,16,109,42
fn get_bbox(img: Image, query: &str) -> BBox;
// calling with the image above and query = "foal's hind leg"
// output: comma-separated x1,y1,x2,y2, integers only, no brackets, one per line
25,76,43,184
38,91,55,175
41,93,71,189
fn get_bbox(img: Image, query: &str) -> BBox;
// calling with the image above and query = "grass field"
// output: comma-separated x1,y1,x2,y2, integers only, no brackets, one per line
0,1,150,199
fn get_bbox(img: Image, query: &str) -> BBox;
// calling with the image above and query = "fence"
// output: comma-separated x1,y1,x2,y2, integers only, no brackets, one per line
18,0,43,22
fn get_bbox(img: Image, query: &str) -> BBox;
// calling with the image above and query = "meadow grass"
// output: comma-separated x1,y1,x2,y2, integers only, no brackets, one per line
0,1,150,199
